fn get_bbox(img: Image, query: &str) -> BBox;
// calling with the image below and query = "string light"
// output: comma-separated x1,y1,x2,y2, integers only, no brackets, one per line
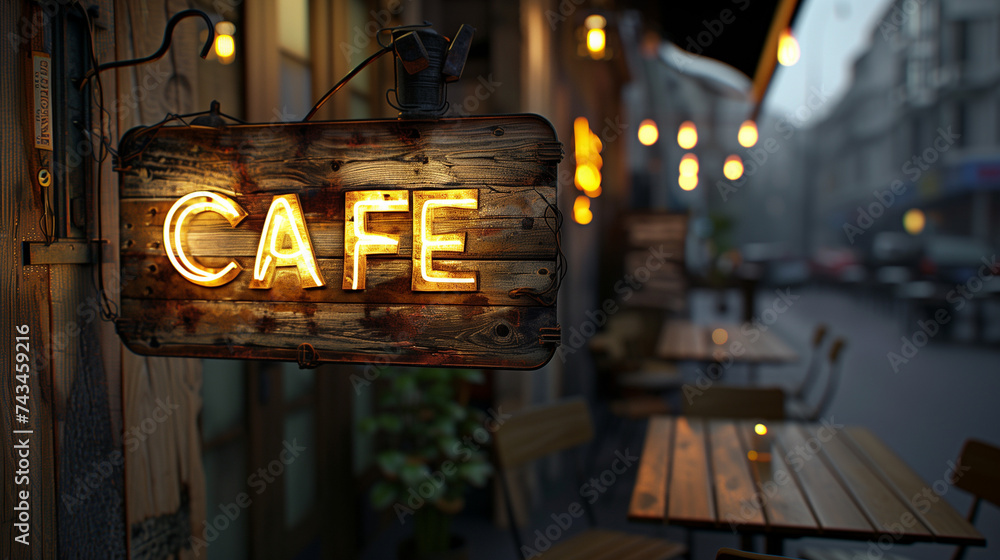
738,120,758,148
637,119,659,146
723,155,744,180
777,29,800,66
677,121,698,150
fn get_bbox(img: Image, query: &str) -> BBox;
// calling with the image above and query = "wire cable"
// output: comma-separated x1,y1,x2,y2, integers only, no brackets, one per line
302,45,393,122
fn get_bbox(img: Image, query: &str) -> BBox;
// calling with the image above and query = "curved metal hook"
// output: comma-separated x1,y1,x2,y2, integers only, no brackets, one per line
79,9,214,89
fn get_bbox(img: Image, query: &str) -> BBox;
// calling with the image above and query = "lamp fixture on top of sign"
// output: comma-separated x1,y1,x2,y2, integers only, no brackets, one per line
109,17,563,369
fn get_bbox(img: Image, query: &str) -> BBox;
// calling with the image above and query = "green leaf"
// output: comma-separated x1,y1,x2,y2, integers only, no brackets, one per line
400,463,431,487
437,436,462,457
376,450,407,477
429,416,456,437
370,481,399,510
443,401,467,421
458,462,493,487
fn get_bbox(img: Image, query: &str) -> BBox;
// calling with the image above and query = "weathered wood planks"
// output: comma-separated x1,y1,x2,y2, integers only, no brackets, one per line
117,115,562,368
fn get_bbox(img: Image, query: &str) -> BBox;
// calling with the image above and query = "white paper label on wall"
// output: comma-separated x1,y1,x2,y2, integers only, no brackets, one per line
32,52,52,151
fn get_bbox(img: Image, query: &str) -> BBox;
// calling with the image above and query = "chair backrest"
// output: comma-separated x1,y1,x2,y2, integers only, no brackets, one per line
808,338,846,421
793,324,829,399
716,548,804,560
493,397,594,471
954,439,1000,510
683,387,786,420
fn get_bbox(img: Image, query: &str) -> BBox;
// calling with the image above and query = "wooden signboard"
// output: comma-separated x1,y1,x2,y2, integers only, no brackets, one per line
115,115,562,369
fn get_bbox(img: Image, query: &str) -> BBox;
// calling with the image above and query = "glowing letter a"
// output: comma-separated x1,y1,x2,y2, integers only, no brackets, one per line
250,194,325,289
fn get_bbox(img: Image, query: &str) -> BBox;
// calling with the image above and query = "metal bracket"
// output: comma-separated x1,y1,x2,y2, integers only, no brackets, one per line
26,239,106,265
539,325,561,346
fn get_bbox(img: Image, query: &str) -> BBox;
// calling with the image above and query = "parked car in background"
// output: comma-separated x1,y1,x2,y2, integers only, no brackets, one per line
811,246,866,283
919,235,999,285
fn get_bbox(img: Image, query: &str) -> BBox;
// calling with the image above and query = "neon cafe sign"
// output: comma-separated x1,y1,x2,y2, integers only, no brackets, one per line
162,189,480,292
115,116,562,368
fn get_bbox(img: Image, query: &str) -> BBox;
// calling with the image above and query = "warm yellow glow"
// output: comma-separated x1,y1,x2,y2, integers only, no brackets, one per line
637,119,659,146
412,190,478,292
755,423,768,436
903,208,926,235
747,450,759,461
678,174,698,191
777,29,800,67
738,120,758,148
214,34,235,58
584,14,606,30
723,155,744,180
251,194,324,289
586,28,606,55
574,117,603,198
573,196,592,225
343,191,409,290
677,121,698,150
679,153,699,176
575,163,602,195
163,191,247,287
711,328,729,345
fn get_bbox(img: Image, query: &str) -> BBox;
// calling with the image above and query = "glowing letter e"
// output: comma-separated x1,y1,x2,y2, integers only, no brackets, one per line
250,194,325,289
163,191,248,287
412,189,478,292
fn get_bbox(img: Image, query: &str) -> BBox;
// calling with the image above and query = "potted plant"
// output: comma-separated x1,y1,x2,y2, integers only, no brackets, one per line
360,367,493,560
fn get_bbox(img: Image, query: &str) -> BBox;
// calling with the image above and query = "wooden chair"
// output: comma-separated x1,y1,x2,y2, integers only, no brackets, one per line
786,338,846,422
801,438,1000,560
682,387,786,420
589,310,682,420
789,325,828,400
492,397,686,560
717,547,805,559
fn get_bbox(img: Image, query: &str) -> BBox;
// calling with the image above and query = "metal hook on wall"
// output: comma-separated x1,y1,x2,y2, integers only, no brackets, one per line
78,8,214,89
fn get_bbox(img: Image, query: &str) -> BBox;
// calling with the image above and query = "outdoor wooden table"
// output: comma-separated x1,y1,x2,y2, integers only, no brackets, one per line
628,417,986,555
656,320,799,364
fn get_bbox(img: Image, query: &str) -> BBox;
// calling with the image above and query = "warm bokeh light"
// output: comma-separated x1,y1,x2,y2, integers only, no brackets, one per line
575,164,600,192
637,119,659,146
679,153,699,176
755,423,768,436
214,33,235,59
747,450,759,461
903,208,926,235
584,14,606,29
586,28,606,54
574,117,603,198
677,121,698,150
723,155,744,180
777,29,800,67
712,328,729,345
573,195,593,225
678,174,698,191
738,120,758,148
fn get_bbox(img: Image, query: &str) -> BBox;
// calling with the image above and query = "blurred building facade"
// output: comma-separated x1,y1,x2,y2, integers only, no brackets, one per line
805,0,1000,254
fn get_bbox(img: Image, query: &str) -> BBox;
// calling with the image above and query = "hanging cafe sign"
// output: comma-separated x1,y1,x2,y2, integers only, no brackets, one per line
114,116,563,369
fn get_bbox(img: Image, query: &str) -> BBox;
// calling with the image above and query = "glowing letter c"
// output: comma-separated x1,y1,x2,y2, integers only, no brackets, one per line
163,191,248,287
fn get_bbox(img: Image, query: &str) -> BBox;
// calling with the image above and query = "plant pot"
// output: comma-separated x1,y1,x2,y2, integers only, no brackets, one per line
397,535,468,560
